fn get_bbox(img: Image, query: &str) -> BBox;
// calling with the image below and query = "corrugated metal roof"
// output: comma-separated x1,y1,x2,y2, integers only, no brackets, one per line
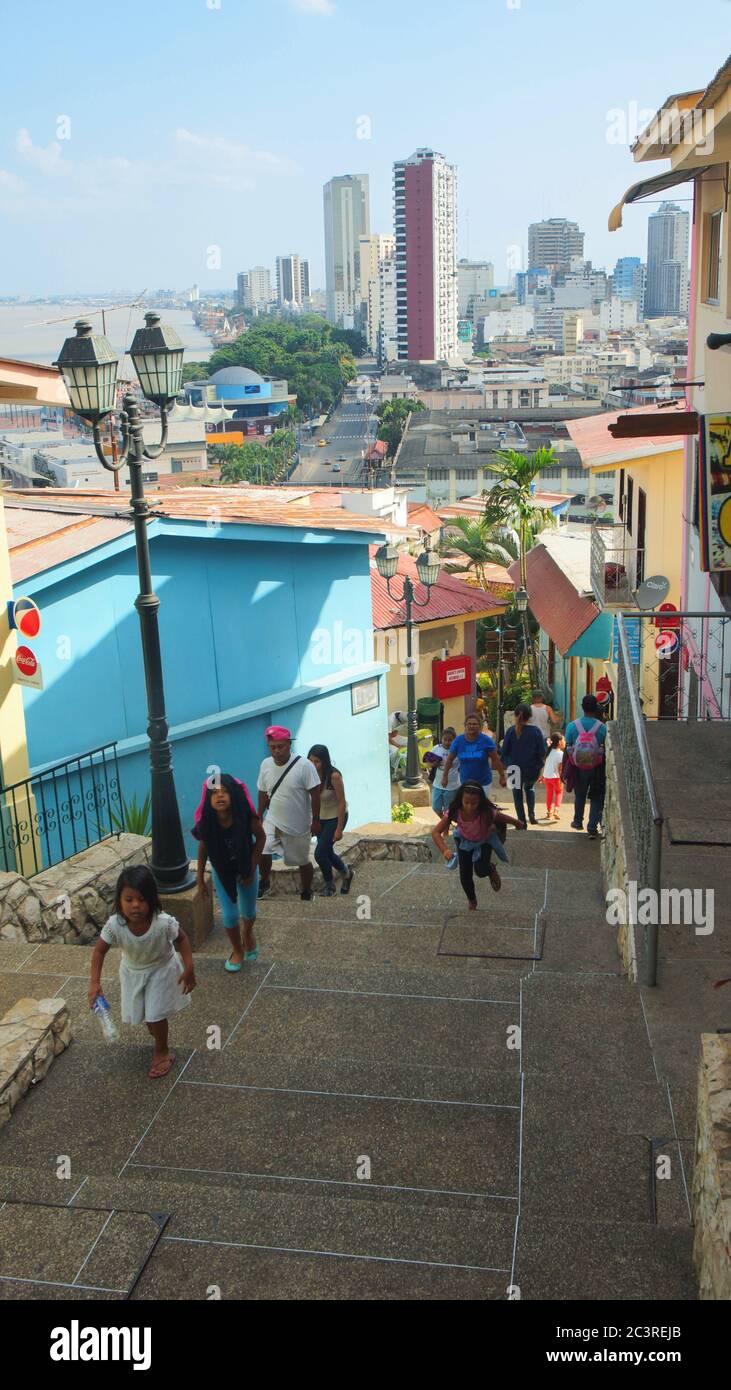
508,547,599,655
566,404,687,467
371,549,507,630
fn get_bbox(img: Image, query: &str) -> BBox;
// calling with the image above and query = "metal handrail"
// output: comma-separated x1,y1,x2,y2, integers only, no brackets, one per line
616,613,664,986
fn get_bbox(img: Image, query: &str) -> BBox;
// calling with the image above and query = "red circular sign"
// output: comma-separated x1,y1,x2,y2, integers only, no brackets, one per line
15,645,38,677
655,630,679,656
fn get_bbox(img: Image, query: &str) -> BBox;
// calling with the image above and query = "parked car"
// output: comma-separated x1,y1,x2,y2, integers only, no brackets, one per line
332,463,342,473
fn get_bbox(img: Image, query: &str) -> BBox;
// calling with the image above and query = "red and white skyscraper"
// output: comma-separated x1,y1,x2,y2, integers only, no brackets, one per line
393,149,458,361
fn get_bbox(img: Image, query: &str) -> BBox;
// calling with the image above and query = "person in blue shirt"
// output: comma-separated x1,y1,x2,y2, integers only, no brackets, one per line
564,694,607,839
500,704,547,827
441,712,507,795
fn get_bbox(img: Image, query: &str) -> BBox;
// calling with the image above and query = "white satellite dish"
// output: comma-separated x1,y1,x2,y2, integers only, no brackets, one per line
586,496,607,516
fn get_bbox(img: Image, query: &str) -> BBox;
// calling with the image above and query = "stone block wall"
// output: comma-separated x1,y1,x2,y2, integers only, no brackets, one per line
600,726,638,980
0,834,151,944
0,997,72,1129
692,1033,731,1300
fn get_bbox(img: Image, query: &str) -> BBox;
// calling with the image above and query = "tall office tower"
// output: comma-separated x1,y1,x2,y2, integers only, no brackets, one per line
393,148,458,361
645,202,690,317
358,233,395,352
276,255,311,308
528,218,585,273
378,255,398,364
613,256,646,317
323,174,370,326
457,260,494,319
236,272,251,310
246,266,273,311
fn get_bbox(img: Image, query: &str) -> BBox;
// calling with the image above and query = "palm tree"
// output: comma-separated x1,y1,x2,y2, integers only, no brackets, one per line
439,516,519,590
480,446,558,686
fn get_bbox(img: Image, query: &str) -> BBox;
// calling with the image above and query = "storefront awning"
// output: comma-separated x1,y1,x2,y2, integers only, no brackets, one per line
608,165,711,231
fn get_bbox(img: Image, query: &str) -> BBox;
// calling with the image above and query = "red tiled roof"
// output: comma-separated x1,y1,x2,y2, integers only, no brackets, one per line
371,549,507,630
508,547,599,655
407,502,444,533
566,404,687,468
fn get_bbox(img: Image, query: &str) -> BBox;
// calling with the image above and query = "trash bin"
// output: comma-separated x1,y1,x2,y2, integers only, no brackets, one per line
416,697,442,742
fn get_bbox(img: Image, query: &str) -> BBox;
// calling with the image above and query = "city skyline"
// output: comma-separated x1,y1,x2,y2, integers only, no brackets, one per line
1,0,728,296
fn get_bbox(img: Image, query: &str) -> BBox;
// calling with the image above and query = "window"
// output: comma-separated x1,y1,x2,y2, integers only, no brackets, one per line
705,210,723,305
618,468,625,520
171,458,183,474
626,475,634,535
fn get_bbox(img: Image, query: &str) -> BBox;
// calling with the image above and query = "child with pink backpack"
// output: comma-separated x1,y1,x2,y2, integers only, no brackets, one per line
564,694,607,840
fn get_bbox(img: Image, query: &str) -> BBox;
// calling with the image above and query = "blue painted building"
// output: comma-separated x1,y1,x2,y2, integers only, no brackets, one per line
184,367,292,434
6,489,393,867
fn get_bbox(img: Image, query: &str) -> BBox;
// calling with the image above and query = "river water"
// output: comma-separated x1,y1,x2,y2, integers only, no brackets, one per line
0,303,213,368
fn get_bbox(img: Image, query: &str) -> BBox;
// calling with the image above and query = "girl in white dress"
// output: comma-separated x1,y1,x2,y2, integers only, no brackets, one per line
88,866,196,1079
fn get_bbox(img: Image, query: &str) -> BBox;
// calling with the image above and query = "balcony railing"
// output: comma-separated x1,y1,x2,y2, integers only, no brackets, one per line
590,523,644,608
1,743,123,878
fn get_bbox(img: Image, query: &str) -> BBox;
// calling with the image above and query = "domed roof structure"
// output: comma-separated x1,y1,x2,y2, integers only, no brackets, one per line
208,366,265,387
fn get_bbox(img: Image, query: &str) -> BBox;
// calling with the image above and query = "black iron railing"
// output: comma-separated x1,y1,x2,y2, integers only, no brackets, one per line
0,743,123,877
590,524,644,607
615,615,664,986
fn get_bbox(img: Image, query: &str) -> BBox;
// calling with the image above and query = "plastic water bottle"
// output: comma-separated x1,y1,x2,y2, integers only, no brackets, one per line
92,994,119,1042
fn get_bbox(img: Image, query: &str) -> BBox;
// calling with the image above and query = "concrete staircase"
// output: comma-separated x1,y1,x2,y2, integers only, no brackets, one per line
0,825,697,1301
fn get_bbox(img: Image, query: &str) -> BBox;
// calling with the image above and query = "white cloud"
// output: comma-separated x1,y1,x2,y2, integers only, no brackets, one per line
175,127,294,173
291,0,336,14
16,129,71,177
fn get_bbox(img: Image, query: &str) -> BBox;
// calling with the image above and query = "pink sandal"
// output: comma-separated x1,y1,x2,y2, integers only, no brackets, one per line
148,1051,176,1080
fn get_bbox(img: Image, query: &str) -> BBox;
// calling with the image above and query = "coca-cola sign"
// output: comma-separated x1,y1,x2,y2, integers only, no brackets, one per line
13,644,43,690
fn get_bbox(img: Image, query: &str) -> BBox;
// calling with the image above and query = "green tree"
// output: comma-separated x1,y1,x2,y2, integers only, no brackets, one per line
439,517,518,590
375,397,426,456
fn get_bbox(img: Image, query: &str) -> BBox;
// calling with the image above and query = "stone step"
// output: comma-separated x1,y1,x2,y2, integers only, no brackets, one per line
519,973,660,1084
515,1214,695,1301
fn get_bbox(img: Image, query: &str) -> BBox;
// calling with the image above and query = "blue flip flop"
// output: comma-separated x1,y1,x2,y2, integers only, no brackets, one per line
245,946,259,962
224,956,243,973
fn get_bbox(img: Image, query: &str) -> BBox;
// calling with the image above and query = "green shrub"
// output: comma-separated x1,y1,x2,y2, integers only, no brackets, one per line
391,802,415,823
97,792,152,839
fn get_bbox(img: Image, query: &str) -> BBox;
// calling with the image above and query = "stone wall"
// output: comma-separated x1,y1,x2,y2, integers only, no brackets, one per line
0,997,72,1129
692,1033,731,1300
0,834,150,944
600,725,638,980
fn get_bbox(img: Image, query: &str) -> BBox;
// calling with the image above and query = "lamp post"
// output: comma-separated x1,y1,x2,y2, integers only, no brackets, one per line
375,542,440,790
514,583,538,689
484,606,526,742
55,315,194,892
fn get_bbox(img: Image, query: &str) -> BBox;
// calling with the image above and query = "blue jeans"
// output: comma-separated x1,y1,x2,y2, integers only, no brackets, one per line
512,780,538,824
432,783,459,815
315,814,348,882
210,865,259,928
572,768,606,832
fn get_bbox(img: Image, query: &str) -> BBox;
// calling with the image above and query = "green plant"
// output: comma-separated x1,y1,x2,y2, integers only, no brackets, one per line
97,792,152,839
503,681,532,712
391,802,415,823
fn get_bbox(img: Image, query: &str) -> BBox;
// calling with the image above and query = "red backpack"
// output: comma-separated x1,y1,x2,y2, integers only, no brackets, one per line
569,719,604,771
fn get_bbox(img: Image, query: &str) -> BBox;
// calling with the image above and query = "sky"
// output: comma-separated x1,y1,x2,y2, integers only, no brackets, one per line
0,0,729,297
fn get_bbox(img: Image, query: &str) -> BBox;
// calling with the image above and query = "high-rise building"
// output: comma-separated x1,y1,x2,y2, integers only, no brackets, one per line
457,260,494,319
358,234,395,352
238,266,273,312
393,148,458,361
378,255,398,364
276,255,310,308
323,174,370,326
612,257,646,318
236,272,251,310
645,202,689,317
528,218,585,273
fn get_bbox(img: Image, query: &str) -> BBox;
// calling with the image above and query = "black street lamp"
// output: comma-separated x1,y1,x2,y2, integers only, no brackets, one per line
55,315,194,892
375,542,440,789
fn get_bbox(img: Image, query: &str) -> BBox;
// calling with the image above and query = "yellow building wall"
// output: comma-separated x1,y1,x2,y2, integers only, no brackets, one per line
383,615,479,736
0,489,36,876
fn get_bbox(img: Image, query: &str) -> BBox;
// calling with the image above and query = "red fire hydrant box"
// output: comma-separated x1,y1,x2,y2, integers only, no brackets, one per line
432,655,473,699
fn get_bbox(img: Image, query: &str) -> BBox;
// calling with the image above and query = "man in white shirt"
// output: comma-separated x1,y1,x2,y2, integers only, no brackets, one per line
257,725,321,901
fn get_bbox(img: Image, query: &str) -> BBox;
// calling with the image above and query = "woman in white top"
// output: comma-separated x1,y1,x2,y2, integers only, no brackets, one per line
530,690,558,743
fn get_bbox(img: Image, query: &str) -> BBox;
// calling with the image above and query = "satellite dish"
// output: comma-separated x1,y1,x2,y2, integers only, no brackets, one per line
586,496,607,515
635,575,671,610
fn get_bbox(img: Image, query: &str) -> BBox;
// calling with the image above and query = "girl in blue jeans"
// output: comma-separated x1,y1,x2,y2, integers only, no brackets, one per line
192,774,266,971
309,744,354,897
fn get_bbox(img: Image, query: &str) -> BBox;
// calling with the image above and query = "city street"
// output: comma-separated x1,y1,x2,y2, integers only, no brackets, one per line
292,390,379,487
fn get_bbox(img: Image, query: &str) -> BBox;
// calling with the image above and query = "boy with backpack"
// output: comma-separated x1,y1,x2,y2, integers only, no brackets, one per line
564,694,607,840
